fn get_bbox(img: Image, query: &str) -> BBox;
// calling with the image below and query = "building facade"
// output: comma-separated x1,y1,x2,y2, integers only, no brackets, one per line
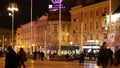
70,0,120,51
0,28,12,50
16,15,71,55
70,0,110,50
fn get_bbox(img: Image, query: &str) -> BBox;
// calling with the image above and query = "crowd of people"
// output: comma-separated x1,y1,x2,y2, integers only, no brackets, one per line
4,46,27,68
64,42,120,68
4,45,45,68
33,51,45,60
97,42,120,68
2,42,120,68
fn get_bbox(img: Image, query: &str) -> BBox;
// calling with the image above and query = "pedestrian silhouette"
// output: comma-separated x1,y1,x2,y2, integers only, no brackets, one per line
97,42,111,68
5,46,20,68
79,51,85,65
40,51,44,61
17,48,27,68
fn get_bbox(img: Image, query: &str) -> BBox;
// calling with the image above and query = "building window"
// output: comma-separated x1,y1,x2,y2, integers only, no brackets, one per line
96,34,99,40
84,24,87,30
104,20,107,27
90,34,93,40
90,23,92,30
84,36,87,40
62,35,65,41
96,22,98,29
67,35,69,42
84,13,87,18
96,10,98,16
73,19,76,22
54,25,57,33
103,7,107,14
67,26,70,32
104,33,107,39
90,11,92,17
62,25,65,31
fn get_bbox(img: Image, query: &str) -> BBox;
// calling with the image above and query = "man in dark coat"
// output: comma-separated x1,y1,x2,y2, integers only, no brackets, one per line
5,46,20,68
40,51,44,61
97,42,109,68
79,51,85,65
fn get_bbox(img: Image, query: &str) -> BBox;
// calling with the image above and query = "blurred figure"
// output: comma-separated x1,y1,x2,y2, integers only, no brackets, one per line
40,51,44,61
97,42,110,68
107,48,113,65
114,48,120,66
66,53,69,60
17,48,27,68
33,51,37,60
79,51,85,65
69,52,74,61
5,46,20,68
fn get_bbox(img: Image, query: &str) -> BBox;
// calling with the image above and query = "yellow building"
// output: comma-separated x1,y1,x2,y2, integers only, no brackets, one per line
70,0,110,50
0,28,11,48
15,27,23,52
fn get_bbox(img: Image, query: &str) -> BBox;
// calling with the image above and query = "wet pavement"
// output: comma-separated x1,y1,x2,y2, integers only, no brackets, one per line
0,57,120,68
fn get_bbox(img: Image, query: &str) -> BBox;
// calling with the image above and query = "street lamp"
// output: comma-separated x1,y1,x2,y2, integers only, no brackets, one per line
7,3,18,47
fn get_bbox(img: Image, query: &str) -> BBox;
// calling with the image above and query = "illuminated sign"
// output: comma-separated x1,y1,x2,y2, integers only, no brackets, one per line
51,0,65,9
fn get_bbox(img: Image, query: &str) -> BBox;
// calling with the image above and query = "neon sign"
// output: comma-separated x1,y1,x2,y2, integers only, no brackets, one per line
51,0,65,9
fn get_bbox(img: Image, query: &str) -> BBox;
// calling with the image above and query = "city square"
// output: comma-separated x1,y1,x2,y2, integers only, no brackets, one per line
0,0,120,68
0,57,120,68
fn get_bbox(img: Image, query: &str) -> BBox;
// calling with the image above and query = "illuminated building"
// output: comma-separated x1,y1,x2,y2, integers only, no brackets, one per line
16,13,71,55
70,0,120,52
15,26,23,52
0,28,12,50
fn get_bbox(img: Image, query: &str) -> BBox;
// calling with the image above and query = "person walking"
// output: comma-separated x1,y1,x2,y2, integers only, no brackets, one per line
40,51,44,61
79,51,85,65
107,48,113,65
97,42,110,68
114,48,120,66
5,46,20,68
33,51,37,60
17,48,27,68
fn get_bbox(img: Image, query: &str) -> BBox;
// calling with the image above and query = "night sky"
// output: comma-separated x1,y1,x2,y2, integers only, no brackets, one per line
0,0,77,29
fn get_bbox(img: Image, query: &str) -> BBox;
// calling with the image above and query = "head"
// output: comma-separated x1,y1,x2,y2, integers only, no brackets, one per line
102,42,107,48
7,46,13,52
20,48,24,51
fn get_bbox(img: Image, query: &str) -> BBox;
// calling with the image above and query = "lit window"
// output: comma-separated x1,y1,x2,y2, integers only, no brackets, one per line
96,10,98,16
62,25,65,31
103,7,107,14
90,34,93,40
84,13,87,18
104,34,107,39
90,11,92,17
96,22,98,29
90,23,92,30
84,24,87,30
96,34,99,40
62,35,65,41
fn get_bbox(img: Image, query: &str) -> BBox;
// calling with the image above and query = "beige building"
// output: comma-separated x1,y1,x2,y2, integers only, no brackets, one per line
0,28,11,49
16,14,71,55
70,0,110,48
70,0,120,51
15,26,23,52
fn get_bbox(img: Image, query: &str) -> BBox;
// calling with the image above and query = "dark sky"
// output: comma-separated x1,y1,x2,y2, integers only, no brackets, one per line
0,0,76,29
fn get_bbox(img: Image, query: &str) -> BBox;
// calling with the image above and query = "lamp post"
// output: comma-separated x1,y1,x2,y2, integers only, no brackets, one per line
58,0,62,55
30,0,33,55
109,0,112,49
7,3,18,47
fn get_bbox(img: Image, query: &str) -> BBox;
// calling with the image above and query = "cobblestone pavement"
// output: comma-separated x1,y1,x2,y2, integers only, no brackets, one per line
0,57,120,68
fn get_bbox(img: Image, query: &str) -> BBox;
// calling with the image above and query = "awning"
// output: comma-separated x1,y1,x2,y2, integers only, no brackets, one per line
61,46,79,50
112,44,120,46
